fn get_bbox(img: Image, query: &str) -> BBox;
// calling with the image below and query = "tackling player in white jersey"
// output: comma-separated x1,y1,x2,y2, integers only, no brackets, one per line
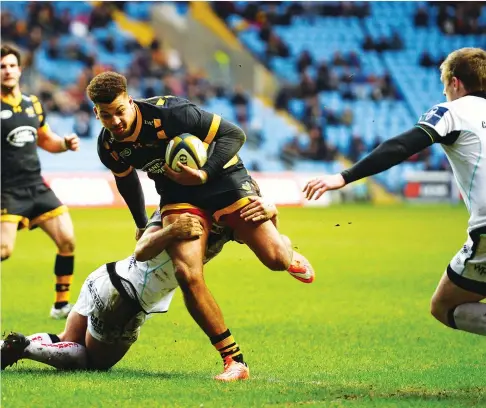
304,47,486,336
1,197,305,381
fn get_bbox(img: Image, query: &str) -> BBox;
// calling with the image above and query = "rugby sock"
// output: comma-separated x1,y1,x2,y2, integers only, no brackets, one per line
210,329,244,363
450,303,486,335
23,341,87,369
54,254,74,309
27,333,60,344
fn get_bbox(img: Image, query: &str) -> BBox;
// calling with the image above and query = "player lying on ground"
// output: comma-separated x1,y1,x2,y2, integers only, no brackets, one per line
2,197,314,381
87,72,314,381
1,45,80,319
304,47,486,337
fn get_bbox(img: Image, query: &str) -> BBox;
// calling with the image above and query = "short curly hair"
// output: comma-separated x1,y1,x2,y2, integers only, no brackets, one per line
87,71,127,104
440,47,486,92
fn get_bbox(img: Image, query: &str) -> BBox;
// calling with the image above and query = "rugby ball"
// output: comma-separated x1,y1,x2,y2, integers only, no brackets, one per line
165,134,208,172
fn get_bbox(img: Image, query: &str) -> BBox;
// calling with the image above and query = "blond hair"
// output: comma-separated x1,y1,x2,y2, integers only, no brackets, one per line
440,47,486,92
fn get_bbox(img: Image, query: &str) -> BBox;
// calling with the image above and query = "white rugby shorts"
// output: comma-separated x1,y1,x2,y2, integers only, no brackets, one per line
447,227,486,296
72,265,169,344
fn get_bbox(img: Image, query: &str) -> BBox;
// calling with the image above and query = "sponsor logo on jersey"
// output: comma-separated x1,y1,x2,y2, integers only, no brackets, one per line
144,119,153,126
89,315,104,334
419,106,449,126
141,158,165,174
120,148,132,157
482,121,486,128
241,181,252,192
475,264,486,276
6,126,37,147
87,280,105,310
0,110,13,120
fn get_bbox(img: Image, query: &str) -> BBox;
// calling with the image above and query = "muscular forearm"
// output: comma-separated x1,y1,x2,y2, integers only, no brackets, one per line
341,126,434,184
201,119,246,179
134,225,175,261
114,171,148,228
38,134,67,153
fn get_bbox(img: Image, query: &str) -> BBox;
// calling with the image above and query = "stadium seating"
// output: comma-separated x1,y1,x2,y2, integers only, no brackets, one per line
2,1,485,194
223,1,486,191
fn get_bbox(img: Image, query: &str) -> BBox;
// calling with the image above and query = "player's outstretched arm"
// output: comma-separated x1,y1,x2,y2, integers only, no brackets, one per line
134,213,204,261
37,126,80,153
304,126,436,200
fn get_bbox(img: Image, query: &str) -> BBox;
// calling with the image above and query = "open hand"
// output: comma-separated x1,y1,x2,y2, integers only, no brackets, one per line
303,174,346,200
240,196,277,222
171,213,204,240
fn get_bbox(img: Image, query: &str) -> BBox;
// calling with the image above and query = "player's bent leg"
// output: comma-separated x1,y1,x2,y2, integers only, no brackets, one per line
38,212,76,254
163,213,227,337
226,214,292,271
430,271,486,335
1,221,18,261
59,310,88,345
164,211,248,378
38,212,76,317
84,331,132,370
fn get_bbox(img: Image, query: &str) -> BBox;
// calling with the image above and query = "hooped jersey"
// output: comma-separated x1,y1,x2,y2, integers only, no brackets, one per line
417,92,486,232
97,96,243,196
1,93,48,188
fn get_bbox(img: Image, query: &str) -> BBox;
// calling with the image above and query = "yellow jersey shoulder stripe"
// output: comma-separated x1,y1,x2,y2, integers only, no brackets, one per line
204,114,221,144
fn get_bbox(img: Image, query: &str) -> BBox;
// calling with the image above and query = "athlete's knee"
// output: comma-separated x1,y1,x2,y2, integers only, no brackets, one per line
430,294,450,327
1,241,14,261
173,261,204,290
57,235,76,254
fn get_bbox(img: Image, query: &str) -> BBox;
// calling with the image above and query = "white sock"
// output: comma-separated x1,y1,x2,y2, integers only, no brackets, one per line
453,303,486,335
27,333,55,344
24,341,87,369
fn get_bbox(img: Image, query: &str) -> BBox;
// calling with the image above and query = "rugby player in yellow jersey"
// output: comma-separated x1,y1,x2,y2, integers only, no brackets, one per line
1,45,80,319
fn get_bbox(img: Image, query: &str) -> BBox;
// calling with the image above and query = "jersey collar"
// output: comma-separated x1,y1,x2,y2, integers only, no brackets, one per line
1,93,22,106
468,91,486,99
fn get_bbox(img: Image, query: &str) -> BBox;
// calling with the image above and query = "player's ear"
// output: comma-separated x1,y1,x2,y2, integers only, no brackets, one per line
128,95,134,105
93,106,99,120
451,76,460,91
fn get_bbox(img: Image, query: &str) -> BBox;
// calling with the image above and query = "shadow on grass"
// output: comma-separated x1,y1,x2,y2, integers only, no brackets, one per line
256,378,486,404
0,366,200,380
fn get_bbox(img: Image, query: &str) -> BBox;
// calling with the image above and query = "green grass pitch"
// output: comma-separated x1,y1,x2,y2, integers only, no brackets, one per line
1,204,485,407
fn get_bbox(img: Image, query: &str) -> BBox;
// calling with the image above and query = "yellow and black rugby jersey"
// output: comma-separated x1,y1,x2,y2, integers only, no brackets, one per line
1,93,48,189
97,96,243,188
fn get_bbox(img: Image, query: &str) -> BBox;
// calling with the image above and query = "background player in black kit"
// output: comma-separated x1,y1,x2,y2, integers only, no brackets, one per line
87,71,314,381
1,45,80,319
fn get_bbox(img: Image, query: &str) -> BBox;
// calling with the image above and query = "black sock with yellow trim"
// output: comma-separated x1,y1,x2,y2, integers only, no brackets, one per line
54,254,74,309
210,329,244,364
